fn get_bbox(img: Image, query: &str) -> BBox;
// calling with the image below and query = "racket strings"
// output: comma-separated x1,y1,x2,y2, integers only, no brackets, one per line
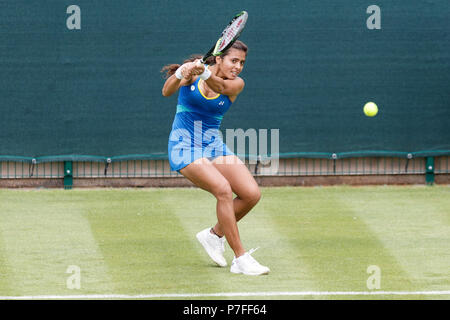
219,17,246,51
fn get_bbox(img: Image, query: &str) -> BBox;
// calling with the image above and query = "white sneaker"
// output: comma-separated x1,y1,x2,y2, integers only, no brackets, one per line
230,248,270,275
196,228,227,267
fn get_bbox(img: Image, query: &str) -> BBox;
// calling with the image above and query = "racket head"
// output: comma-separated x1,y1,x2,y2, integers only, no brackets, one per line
201,11,248,62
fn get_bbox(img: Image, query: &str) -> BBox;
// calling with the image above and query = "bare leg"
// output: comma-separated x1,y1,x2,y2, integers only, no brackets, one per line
211,155,261,237
180,158,245,257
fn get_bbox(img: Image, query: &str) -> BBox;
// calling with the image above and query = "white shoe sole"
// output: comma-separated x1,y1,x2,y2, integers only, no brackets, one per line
196,231,227,267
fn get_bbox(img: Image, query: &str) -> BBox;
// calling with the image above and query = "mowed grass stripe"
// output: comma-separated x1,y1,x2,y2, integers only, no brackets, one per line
162,188,249,294
0,190,113,296
342,186,450,292
237,191,322,294
83,189,223,294
165,188,321,297
0,232,13,295
263,187,415,295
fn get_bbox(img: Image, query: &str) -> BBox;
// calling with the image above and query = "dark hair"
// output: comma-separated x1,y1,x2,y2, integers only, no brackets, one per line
161,40,248,78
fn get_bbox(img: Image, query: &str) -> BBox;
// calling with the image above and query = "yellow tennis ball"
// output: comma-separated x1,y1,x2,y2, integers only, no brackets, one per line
364,102,378,117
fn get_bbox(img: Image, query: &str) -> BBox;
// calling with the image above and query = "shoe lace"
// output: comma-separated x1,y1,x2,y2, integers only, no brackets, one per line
248,247,259,255
245,247,262,266
233,248,261,264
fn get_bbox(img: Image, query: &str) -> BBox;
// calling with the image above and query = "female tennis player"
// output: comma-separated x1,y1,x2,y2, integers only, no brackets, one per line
161,41,269,275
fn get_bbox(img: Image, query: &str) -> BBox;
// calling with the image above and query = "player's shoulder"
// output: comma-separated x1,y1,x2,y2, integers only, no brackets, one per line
227,77,245,101
231,76,245,89
236,76,245,91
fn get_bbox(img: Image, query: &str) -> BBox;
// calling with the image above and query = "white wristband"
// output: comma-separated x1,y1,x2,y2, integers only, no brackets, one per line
199,65,211,80
175,67,183,80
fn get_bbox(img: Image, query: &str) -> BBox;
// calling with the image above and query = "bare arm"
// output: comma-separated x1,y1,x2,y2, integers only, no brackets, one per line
205,74,245,98
190,61,245,98
161,75,184,97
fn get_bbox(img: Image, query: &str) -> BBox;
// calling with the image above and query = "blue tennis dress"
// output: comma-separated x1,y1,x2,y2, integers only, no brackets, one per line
168,77,234,172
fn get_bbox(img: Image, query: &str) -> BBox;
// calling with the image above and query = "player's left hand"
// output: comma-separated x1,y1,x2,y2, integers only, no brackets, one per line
190,60,206,75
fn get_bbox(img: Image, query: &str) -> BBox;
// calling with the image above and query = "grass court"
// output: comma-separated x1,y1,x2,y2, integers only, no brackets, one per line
0,185,449,300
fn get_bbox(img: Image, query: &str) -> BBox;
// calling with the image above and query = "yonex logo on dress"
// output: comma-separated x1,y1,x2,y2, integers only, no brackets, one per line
219,101,225,106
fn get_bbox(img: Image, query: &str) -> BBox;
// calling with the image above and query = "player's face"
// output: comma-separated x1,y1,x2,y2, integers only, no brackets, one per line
217,49,246,79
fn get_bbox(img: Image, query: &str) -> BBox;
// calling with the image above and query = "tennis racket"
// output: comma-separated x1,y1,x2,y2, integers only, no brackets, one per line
200,11,248,64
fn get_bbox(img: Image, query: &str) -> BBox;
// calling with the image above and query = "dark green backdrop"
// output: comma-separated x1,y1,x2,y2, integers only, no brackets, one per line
1,0,449,163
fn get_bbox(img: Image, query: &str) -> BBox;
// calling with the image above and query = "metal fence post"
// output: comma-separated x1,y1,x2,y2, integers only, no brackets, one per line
64,161,73,189
425,157,435,185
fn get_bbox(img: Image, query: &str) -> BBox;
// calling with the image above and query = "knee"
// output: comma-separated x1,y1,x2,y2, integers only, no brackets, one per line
244,186,261,207
213,181,233,201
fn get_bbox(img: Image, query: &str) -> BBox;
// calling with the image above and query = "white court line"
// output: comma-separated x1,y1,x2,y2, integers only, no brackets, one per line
1,290,450,300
